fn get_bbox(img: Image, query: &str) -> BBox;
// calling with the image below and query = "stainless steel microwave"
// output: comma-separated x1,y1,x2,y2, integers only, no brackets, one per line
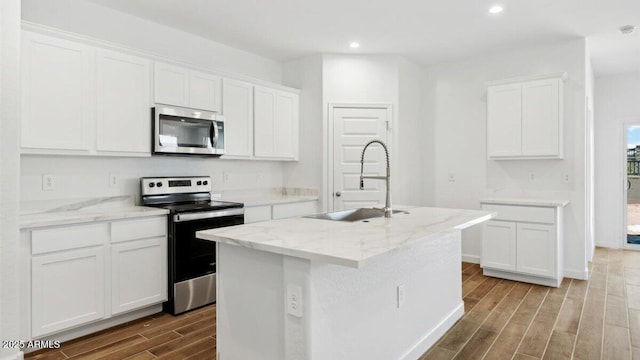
153,105,224,156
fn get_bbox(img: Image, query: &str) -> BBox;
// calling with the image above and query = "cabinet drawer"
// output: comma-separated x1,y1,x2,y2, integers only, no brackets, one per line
111,216,167,243
244,206,272,224
272,201,318,220
32,223,108,255
481,204,555,224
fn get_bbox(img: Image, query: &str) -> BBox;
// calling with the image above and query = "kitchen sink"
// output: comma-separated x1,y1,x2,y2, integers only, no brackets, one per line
304,208,409,222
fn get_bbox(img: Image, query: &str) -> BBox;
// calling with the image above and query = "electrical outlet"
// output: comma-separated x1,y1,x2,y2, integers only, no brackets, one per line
562,172,571,184
287,284,303,317
448,173,456,183
109,174,118,187
528,172,536,183
223,172,230,183
256,172,263,182
397,284,406,308
42,174,55,191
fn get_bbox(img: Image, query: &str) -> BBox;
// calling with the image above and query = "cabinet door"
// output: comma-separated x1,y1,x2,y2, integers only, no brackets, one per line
244,206,272,223
21,31,92,152
274,91,298,159
521,79,561,157
516,223,556,277
154,62,189,107
254,86,298,159
254,86,276,157
111,237,167,315
222,79,254,157
96,49,151,154
481,221,516,271
487,84,522,158
32,247,105,337
189,70,222,112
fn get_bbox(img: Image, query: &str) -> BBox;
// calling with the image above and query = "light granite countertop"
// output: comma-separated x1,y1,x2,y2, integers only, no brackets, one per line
480,197,569,207
197,206,494,268
20,196,169,229
217,188,319,207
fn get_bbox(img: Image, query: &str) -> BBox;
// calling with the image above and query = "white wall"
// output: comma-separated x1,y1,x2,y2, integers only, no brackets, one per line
0,0,22,359
21,156,284,202
21,0,282,83
424,39,588,277
594,71,640,248
20,0,289,202
282,55,324,203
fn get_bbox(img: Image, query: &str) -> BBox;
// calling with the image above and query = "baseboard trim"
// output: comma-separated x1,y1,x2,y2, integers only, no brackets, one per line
461,254,480,264
563,268,589,280
400,302,464,360
483,268,562,287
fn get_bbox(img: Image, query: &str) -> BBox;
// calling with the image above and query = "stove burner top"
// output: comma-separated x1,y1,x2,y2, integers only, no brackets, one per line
148,200,243,214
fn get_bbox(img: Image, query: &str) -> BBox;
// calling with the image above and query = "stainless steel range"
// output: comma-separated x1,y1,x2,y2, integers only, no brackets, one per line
140,176,244,315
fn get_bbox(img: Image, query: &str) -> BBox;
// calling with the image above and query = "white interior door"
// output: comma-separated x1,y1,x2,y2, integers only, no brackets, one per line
332,106,390,211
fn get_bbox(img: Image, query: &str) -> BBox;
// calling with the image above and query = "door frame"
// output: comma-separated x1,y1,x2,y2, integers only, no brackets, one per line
325,103,393,212
622,120,640,250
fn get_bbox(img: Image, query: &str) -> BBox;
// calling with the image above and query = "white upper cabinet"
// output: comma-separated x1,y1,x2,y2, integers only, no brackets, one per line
22,31,92,152
222,79,254,157
96,49,151,154
189,70,222,112
254,85,299,160
487,84,522,157
521,79,561,157
154,62,222,112
487,75,563,159
153,62,189,107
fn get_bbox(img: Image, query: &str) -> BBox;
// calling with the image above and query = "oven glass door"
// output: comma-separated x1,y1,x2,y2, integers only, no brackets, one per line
157,114,217,154
172,214,243,283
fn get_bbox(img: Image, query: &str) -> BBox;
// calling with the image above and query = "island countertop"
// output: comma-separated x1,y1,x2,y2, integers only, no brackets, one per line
197,206,494,268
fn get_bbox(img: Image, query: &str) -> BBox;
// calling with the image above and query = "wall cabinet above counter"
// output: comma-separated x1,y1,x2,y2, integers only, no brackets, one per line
20,25,300,161
486,73,566,160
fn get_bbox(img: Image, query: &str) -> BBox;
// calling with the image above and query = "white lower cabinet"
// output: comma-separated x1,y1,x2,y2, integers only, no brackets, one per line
481,221,516,271
516,223,555,278
111,237,167,315
24,215,167,339
481,202,564,287
32,247,105,337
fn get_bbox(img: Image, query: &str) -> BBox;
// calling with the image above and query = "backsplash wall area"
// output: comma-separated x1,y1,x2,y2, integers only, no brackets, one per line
21,156,284,202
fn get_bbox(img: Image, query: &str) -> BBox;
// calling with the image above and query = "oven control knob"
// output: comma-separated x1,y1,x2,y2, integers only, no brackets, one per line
203,180,208,185
156,182,163,187
197,181,202,186
148,182,155,188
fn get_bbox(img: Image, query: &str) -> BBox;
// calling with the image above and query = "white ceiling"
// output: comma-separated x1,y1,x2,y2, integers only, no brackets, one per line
86,0,640,69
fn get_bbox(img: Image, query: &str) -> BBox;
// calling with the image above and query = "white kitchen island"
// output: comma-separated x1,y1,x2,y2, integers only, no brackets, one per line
197,206,493,360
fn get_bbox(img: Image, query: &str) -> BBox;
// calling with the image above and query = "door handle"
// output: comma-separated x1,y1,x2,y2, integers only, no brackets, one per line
335,191,341,197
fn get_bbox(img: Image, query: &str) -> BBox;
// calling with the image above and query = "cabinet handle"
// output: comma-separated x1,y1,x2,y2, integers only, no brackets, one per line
335,191,341,197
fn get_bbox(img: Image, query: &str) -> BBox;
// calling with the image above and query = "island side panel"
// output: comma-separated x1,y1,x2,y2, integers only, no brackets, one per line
308,230,464,360
216,242,286,360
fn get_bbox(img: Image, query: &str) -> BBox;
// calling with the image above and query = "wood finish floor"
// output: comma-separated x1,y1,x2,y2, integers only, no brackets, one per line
421,248,640,360
26,305,216,360
26,248,640,360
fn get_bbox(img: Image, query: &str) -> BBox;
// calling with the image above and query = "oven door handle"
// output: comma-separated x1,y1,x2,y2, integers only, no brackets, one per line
173,208,244,222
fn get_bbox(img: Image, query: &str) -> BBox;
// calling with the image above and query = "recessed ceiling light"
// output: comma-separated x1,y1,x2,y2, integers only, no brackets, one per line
349,42,360,49
488,5,504,14
620,25,636,35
